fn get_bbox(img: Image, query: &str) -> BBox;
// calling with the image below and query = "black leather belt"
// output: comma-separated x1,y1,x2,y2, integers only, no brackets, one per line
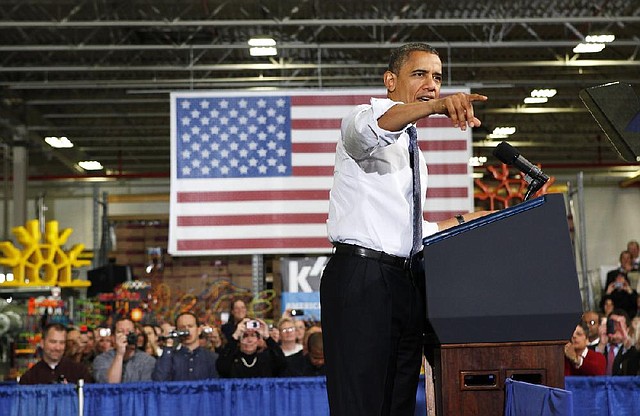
333,243,411,270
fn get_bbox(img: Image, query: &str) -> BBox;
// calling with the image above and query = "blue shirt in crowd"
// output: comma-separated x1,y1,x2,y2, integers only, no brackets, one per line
152,346,219,381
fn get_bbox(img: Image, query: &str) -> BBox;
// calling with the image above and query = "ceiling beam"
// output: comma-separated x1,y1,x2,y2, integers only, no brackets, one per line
0,39,638,52
0,59,638,73
1,17,639,28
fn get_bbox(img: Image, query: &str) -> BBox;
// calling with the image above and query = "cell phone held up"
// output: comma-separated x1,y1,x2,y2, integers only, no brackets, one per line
606,319,616,335
290,309,304,317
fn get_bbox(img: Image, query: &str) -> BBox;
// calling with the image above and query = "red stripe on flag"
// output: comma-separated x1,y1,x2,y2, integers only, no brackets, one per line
428,164,469,174
291,95,384,106
177,237,333,251
292,119,341,129
417,118,455,128
178,190,329,203
178,213,327,226
292,142,337,153
420,140,467,151
426,187,468,198
292,166,334,176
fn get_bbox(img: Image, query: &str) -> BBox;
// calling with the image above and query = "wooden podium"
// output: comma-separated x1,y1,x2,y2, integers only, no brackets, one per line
421,194,582,416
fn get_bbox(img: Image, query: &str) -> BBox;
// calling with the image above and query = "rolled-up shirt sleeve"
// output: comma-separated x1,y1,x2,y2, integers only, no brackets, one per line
342,98,408,160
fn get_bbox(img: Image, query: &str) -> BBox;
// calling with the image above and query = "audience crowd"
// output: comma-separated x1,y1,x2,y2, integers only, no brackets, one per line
563,239,640,376
18,239,640,384
19,298,324,385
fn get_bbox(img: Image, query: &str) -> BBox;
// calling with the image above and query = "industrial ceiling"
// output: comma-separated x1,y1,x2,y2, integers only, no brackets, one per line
0,0,639,186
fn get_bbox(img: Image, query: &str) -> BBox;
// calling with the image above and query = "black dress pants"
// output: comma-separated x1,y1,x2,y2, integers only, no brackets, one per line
320,253,424,416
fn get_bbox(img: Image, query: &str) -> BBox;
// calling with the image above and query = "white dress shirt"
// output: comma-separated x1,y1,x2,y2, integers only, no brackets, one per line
327,97,438,257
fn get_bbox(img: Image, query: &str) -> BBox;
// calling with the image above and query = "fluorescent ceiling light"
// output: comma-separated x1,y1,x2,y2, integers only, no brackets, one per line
44,136,74,148
248,38,276,47
573,33,614,54
524,97,548,104
531,89,557,98
469,156,487,167
492,126,516,136
249,47,278,56
78,160,103,171
248,37,278,56
573,43,606,53
487,127,516,139
585,34,615,43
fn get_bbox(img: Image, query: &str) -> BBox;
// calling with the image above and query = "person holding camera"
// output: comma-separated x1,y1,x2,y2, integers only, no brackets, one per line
216,317,286,378
152,312,219,381
600,272,638,319
601,309,640,376
93,317,156,383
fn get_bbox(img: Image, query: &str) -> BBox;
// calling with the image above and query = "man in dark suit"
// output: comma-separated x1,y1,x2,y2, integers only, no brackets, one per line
604,309,639,376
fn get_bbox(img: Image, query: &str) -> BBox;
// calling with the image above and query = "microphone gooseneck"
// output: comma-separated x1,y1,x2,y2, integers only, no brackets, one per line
493,141,549,200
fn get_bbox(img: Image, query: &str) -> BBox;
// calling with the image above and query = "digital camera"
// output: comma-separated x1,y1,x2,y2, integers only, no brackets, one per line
126,332,138,345
246,320,260,329
167,330,190,338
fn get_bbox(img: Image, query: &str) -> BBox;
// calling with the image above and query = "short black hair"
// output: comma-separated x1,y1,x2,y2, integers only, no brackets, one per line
576,321,590,337
608,309,631,327
387,43,439,74
112,317,134,331
176,311,200,327
43,323,67,339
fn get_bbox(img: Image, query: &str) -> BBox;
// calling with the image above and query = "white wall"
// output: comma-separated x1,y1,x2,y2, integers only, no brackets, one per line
584,186,640,272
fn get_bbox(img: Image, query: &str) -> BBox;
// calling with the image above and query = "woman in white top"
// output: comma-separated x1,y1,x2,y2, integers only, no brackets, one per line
278,317,303,357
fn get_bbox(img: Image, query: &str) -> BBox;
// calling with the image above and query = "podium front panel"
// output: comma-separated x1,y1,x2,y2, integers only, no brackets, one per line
422,194,582,344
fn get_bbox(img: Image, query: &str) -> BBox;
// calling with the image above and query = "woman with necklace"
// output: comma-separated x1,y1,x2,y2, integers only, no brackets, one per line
216,317,287,378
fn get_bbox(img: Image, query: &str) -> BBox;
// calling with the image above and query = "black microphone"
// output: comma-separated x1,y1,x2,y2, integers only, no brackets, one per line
493,141,549,200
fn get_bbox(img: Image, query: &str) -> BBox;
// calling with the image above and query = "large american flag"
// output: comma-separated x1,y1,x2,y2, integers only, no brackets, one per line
169,89,473,255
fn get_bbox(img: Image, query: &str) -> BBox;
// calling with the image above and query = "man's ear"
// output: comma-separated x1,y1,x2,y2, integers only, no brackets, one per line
383,71,396,92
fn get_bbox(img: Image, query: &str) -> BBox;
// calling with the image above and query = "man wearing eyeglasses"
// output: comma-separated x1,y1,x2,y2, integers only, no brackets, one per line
581,311,601,350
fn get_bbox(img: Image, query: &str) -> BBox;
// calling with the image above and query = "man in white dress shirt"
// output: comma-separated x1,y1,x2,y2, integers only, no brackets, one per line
321,42,489,416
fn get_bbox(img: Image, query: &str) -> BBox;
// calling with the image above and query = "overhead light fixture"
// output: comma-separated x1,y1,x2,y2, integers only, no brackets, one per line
573,34,614,54
44,136,74,148
248,37,277,57
487,126,516,139
78,161,103,171
524,97,548,104
573,43,605,53
531,89,557,98
585,34,615,43
469,156,488,167
524,88,556,104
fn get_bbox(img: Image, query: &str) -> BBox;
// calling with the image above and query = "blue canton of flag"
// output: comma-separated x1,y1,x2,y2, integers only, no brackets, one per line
175,96,292,178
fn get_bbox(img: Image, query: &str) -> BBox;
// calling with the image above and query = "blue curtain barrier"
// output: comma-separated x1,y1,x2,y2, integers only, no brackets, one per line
9,376,640,416
0,377,427,416
565,376,640,416
0,382,77,416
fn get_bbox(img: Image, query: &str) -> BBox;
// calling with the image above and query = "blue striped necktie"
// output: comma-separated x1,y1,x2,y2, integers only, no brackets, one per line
407,125,422,257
